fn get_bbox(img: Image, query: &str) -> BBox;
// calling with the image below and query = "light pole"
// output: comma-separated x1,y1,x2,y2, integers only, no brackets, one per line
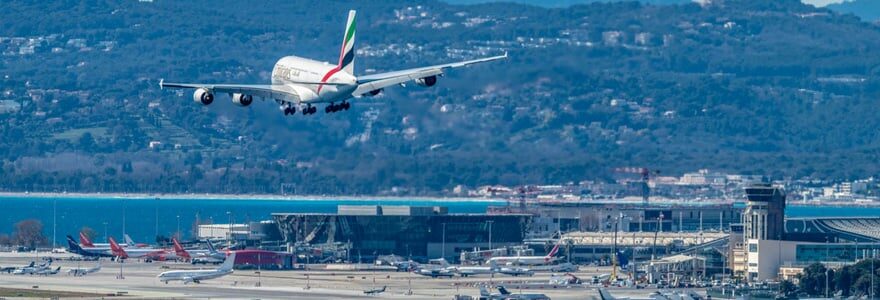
122,199,126,239
103,222,108,241
176,215,181,240
226,211,232,247
441,223,446,260
52,198,57,247
487,220,494,250
155,198,159,241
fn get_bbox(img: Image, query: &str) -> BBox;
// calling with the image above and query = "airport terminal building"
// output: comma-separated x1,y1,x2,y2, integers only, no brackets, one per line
272,205,531,262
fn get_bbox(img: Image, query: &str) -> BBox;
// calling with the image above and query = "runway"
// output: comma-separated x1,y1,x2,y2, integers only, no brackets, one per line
0,252,683,299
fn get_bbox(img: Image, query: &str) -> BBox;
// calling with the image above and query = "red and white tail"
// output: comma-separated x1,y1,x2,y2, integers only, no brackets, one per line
546,243,561,258
79,232,95,247
172,238,190,259
108,237,128,258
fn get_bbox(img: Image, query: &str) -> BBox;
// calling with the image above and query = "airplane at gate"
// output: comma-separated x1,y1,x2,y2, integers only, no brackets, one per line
160,10,506,116
486,243,561,266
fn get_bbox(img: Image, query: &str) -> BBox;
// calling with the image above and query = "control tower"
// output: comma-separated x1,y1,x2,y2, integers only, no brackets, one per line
743,183,786,241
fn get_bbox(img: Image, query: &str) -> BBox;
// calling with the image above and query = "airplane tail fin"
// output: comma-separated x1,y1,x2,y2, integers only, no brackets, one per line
205,240,217,253
479,286,491,296
172,238,190,258
337,10,356,75
79,232,94,247
598,288,616,300
546,242,561,258
123,234,135,246
108,237,127,258
66,235,84,253
498,286,511,295
219,252,236,272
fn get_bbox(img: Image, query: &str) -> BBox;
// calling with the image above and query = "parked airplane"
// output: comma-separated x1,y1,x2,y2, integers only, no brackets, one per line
160,10,506,117
67,235,114,258
174,238,226,264
479,286,550,300
597,288,668,300
68,263,101,276
109,237,169,260
497,266,534,277
455,265,496,277
13,260,51,275
486,243,561,266
35,266,61,276
157,253,236,284
363,286,387,295
414,258,455,278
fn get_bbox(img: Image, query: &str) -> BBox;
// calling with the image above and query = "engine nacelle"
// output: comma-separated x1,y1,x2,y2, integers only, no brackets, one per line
415,75,438,87
231,93,253,107
367,88,383,96
193,88,214,105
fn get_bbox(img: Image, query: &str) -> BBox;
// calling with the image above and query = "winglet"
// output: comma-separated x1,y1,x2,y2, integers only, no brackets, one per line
503,51,508,58
159,78,165,90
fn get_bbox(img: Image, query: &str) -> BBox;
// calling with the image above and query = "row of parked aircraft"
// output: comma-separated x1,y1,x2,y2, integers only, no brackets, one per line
65,233,225,263
410,243,576,278
0,258,98,277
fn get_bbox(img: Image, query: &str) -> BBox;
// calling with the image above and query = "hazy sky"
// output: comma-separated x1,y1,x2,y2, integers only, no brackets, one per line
801,0,847,7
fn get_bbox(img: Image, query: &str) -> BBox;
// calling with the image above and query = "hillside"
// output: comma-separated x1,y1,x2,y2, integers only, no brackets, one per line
827,0,880,21
2,0,880,195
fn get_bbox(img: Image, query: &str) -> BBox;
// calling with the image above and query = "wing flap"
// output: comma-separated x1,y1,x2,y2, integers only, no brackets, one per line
160,82,302,103
352,53,507,97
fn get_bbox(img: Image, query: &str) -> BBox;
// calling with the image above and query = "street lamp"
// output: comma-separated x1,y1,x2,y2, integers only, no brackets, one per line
442,223,446,260
176,215,181,240
102,222,108,241
487,220,494,250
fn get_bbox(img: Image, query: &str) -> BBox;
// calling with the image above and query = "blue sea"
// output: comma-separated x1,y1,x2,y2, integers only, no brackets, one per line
0,196,500,246
1,196,878,247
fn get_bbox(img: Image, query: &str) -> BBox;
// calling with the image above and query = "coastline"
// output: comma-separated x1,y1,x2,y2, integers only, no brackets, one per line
0,191,506,203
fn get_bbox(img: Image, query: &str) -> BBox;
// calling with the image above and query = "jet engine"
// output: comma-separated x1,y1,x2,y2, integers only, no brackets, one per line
368,88,383,96
415,75,437,87
231,93,253,107
193,88,214,105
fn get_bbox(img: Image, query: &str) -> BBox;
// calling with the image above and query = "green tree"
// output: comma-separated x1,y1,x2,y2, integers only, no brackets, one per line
13,219,47,249
78,132,95,150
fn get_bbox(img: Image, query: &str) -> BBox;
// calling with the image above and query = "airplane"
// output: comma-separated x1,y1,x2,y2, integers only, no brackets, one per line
479,286,550,300
159,10,507,117
597,288,668,300
363,286,387,295
455,265,496,277
157,252,236,284
13,260,51,275
68,263,101,276
414,258,455,278
175,239,226,264
497,266,534,277
486,243,560,266
66,235,114,258
109,236,170,260
35,266,62,276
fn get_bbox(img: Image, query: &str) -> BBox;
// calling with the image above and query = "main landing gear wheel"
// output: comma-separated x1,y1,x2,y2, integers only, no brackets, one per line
283,106,296,116
303,105,316,115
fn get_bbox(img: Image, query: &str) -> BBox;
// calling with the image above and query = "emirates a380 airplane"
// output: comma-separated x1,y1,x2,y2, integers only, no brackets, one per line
160,10,507,116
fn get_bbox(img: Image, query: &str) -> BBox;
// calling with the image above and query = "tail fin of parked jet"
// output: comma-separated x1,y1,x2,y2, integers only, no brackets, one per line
79,232,95,247
598,288,616,300
66,235,84,253
172,238,190,259
218,252,236,272
205,240,217,253
337,10,356,75
479,286,491,297
498,286,512,295
108,237,127,258
123,234,136,247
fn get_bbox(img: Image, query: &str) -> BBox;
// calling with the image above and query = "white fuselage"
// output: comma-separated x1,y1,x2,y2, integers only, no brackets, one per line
271,56,357,104
158,269,232,283
456,266,496,276
487,256,555,266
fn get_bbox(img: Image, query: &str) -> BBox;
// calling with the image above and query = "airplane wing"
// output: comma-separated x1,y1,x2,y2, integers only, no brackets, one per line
160,82,303,103
352,53,507,96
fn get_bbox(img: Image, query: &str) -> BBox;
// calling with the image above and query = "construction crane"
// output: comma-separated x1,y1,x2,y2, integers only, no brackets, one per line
613,167,659,205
